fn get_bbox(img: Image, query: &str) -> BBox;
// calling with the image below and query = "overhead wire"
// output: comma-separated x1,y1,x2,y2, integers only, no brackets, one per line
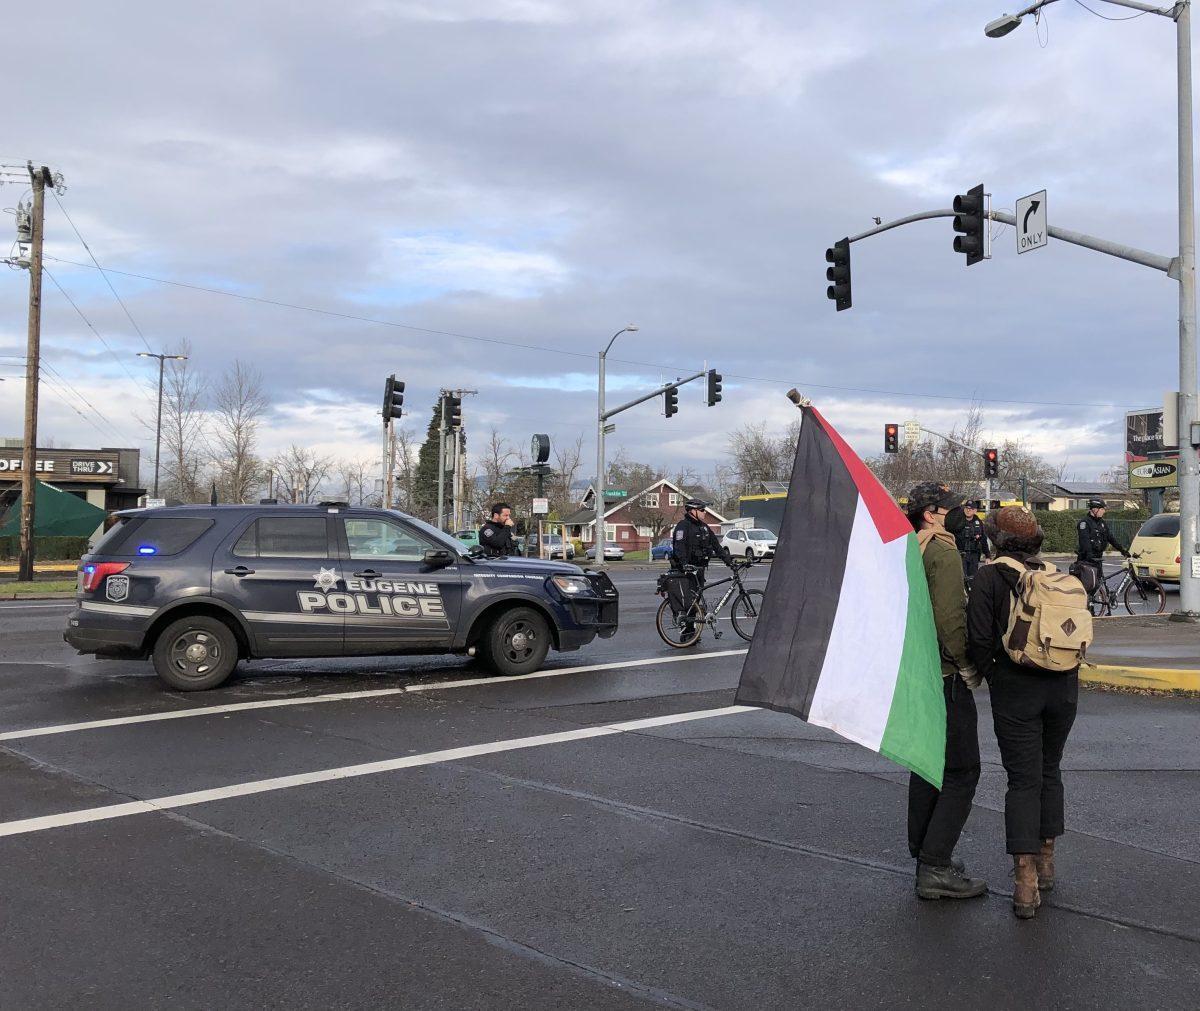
39,360,134,443
42,267,155,397
49,192,155,354
43,255,1114,410
1072,0,1151,21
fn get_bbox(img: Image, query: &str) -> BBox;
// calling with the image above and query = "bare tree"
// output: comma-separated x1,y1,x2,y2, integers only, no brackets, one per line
391,424,417,511
551,435,585,514
159,340,207,502
478,428,517,515
271,444,334,503
211,361,269,503
337,457,375,506
726,422,793,497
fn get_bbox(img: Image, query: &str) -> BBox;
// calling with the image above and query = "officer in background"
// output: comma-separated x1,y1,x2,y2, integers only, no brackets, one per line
1076,498,1129,596
954,501,990,582
479,502,517,557
670,499,732,577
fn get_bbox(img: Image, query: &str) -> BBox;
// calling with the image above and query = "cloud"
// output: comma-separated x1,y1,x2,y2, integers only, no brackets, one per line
0,0,1175,498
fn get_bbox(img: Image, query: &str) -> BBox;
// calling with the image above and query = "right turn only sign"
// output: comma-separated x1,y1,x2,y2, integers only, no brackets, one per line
1016,190,1047,254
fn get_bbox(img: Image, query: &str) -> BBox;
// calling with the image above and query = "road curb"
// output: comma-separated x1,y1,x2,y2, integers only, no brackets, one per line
0,592,75,601
1082,663,1200,694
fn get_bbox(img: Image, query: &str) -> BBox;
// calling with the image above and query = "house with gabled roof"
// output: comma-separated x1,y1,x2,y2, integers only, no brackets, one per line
563,479,726,552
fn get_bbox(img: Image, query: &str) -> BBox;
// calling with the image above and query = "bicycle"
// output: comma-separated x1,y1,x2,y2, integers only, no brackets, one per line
1085,553,1166,616
656,559,764,648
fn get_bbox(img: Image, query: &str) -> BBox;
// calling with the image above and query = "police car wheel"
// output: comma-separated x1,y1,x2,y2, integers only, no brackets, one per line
152,616,239,691
481,607,550,677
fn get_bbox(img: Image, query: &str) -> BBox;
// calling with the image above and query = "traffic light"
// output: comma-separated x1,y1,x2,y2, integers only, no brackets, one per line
443,394,462,429
952,184,985,266
825,238,852,311
706,369,722,407
664,385,678,418
382,375,405,425
884,423,899,454
983,447,999,478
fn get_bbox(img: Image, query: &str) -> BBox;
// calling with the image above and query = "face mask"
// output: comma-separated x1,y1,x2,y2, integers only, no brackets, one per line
943,506,967,535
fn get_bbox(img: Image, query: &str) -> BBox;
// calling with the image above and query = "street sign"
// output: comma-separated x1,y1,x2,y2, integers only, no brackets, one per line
604,489,627,498
1016,190,1047,254
1129,458,1179,489
903,420,921,449
144,497,167,509
532,497,549,515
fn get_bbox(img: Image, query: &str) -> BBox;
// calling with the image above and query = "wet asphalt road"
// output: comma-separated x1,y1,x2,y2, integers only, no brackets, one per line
1,566,1198,1009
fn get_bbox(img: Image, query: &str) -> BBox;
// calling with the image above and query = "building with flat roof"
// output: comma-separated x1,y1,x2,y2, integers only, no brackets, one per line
0,440,144,515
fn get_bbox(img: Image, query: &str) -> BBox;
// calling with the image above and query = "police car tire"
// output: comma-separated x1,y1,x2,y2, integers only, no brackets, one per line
480,607,550,677
152,615,239,691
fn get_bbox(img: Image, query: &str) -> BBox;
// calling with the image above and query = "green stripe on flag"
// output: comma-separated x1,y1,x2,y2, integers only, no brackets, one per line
880,535,947,788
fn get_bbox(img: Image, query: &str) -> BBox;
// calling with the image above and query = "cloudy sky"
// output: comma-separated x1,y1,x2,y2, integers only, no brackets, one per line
0,0,1186,490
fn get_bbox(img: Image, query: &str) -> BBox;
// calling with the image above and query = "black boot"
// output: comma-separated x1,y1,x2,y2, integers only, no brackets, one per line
916,862,987,900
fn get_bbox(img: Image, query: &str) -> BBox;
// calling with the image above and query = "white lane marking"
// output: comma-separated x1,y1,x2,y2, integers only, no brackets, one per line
0,649,748,741
407,648,748,693
0,705,756,839
0,603,75,610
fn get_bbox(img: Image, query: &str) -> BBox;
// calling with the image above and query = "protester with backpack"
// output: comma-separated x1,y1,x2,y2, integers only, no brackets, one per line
904,483,986,902
967,506,1090,920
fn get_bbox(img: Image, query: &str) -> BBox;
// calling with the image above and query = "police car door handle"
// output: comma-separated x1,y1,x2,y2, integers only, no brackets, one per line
224,565,255,576
354,569,381,578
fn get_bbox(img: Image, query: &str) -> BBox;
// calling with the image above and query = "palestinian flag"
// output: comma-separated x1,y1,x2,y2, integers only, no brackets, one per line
735,406,946,787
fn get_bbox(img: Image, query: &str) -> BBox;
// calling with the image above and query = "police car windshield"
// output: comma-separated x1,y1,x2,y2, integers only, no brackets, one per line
397,513,471,556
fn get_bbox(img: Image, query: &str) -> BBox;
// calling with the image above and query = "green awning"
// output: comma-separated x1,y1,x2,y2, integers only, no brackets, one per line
0,480,106,537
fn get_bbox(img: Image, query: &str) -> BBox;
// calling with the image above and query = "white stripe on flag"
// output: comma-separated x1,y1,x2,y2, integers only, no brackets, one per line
808,495,911,751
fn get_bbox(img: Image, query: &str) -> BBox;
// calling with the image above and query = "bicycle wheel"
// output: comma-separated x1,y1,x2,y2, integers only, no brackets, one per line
731,589,765,642
1123,576,1166,615
656,597,704,648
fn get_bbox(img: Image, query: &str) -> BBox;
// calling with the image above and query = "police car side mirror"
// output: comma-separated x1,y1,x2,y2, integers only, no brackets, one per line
423,548,455,569
467,544,485,559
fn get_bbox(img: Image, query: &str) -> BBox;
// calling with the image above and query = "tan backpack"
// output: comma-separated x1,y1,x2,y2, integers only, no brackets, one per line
992,556,1092,673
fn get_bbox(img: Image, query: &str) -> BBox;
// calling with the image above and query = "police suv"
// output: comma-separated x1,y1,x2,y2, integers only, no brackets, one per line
64,503,619,691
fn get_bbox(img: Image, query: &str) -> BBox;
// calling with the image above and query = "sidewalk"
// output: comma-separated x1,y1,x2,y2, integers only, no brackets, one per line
1088,615,1200,692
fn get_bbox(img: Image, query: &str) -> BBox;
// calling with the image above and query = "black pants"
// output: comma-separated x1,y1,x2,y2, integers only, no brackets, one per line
989,667,1078,854
961,552,984,581
908,674,981,866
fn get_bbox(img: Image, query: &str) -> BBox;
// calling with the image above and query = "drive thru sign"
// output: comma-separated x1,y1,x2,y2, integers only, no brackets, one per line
1016,190,1047,254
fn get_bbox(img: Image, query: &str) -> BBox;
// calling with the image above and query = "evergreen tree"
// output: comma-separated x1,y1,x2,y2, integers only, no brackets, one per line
413,400,466,524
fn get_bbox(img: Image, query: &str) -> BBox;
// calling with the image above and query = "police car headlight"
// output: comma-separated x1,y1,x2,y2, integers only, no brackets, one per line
551,575,592,596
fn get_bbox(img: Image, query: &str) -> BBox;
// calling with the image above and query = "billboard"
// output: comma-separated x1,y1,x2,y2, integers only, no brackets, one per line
1126,409,1169,462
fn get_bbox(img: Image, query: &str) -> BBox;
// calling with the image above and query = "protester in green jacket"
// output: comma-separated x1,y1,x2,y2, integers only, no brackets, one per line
905,482,986,901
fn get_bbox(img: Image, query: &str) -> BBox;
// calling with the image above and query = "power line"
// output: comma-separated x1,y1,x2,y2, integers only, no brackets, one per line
42,267,155,402
1072,0,1150,21
39,360,134,443
42,254,1114,410
49,192,154,353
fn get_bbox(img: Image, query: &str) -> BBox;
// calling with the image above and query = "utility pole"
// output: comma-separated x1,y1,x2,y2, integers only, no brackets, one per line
17,165,52,583
436,396,447,530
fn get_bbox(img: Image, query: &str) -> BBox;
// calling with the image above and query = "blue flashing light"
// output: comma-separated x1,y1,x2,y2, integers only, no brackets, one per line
84,564,96,574
137,545,157,556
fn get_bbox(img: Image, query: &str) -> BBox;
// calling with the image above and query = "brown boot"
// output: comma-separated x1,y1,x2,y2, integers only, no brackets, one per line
1036,838,1056,893
1013,854,1040,919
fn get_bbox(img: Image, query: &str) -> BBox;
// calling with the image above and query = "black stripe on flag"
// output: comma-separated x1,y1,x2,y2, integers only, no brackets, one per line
734,409,860,719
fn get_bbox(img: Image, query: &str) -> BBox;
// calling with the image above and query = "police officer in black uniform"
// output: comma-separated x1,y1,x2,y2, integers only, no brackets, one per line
954,501,990,582
479,502,517,557
668,499,733,635
1077,498,1129,598
670,499,732,575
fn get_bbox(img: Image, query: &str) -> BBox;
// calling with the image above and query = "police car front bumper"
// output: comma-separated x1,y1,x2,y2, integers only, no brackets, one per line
558,571,619,643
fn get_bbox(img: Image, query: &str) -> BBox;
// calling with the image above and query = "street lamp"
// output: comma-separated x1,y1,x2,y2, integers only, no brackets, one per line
595,325,639,569
137,351,189,499
986,0,1199,618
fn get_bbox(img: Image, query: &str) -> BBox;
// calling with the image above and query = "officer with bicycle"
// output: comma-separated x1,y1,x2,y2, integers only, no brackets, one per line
954,501,990,583
1077,498,1129,598
670,499,734,634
